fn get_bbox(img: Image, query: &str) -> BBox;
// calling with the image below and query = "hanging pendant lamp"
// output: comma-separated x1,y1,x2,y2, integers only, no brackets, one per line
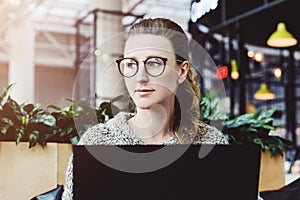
230,59,239,80
267,22,298,48
254,83,275,100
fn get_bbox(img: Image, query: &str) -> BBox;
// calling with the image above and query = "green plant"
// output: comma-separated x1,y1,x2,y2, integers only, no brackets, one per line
0,84,120,148
0,84,54,148
222,107,293,156
199,93,292,157
200,93,229,121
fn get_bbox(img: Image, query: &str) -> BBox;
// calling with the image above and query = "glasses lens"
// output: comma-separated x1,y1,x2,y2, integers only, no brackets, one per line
145,57,165,76
119,58,138,77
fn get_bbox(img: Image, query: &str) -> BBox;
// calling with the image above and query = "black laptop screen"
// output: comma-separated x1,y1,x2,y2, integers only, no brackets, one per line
73,144,261,200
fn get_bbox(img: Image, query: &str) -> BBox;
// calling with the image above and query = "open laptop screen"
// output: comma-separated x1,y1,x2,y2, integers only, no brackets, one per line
73,144,261,200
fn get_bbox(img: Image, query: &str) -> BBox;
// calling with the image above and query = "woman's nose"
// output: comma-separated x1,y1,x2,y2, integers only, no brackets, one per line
135,65,149,82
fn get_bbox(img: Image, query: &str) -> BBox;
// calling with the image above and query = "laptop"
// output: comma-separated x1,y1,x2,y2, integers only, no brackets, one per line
73,144,261,200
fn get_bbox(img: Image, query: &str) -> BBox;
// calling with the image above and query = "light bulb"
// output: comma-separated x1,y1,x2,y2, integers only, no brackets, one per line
231,71,239,80
273,67,282,79
247,51,254,58
254,52,264,62
231,59,239,80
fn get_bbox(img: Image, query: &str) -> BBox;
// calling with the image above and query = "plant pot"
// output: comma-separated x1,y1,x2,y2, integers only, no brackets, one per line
0,133,16,141
259,150,285,192
0,142,72,199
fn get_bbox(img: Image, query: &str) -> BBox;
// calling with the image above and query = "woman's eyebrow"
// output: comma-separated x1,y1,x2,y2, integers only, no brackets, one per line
123,55,137,60
123,55,163,61
145,55,161,59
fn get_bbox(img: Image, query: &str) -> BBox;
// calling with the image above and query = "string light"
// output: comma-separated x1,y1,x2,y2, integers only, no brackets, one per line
273,67,282,79
254,52,264,63
247,51,255,58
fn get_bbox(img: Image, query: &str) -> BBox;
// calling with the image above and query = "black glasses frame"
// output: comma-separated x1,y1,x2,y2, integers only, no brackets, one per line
116,56,168,78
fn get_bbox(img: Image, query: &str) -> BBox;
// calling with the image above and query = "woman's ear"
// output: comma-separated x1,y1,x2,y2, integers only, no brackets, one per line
178,61,190,84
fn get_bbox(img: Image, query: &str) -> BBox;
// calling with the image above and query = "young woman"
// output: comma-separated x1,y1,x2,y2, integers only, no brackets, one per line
62,17,228,199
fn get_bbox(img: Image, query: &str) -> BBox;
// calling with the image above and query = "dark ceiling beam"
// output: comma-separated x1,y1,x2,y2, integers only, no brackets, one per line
208,0,286,34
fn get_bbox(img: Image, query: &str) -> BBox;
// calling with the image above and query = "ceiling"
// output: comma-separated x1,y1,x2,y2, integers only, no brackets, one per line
0,0,191,67
0,0,191,36
0,0,298,68
197,0,299,50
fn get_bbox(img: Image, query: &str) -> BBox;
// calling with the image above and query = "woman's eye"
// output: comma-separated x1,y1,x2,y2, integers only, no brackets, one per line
147,60,163,67
126,62,136,68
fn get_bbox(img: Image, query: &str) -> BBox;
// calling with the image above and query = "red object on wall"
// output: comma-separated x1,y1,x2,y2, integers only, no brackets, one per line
216,66,228,80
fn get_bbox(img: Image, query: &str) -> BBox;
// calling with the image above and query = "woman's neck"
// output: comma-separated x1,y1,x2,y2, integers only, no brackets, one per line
128,104,174,144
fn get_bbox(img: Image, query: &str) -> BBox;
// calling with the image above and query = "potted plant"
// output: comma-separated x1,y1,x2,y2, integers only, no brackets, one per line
222,107,292,157
0,84,120,148
0,84,121,199
200,93,293,191
200,93,292,156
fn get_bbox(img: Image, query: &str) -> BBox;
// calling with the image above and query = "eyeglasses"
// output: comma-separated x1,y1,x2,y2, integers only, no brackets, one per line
116,56,183,78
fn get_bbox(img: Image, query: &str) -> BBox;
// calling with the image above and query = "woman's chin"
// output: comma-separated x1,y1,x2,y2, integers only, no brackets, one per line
132,98,153,110
135,104,152,110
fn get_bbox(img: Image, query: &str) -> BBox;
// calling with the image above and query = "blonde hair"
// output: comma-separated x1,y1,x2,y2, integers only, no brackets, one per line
127,18,206,143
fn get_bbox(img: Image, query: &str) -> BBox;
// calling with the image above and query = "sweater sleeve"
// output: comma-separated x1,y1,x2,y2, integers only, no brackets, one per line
61,154,74,200
61,123,110,200
196,124,229,145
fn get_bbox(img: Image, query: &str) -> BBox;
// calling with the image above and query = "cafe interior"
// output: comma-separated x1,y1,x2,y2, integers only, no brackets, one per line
0,0,300,199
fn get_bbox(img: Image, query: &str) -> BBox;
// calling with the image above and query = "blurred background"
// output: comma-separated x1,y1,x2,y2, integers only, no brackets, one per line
0,0,299,144
1,0,300,198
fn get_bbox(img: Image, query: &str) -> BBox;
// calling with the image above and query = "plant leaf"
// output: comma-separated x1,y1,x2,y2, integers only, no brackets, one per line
15,127,24,145
0,84,15,110
47,105,62,111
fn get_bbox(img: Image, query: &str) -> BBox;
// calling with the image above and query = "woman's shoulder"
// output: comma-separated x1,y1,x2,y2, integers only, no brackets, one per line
78,112,134,145
195,124,229,145
77,122,110,145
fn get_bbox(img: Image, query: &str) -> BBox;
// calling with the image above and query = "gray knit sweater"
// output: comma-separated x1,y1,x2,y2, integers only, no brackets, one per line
61,112,228,200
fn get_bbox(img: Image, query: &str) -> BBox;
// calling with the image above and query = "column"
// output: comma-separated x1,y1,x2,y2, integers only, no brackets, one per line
236,20,246,114
91,0,126,108
286,49,297,146
7,19,35,103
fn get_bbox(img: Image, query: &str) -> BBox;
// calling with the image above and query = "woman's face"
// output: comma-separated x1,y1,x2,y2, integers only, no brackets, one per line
123,34,188,110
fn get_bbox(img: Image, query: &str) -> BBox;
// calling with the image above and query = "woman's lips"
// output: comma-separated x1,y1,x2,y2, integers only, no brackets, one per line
135,89,155,95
